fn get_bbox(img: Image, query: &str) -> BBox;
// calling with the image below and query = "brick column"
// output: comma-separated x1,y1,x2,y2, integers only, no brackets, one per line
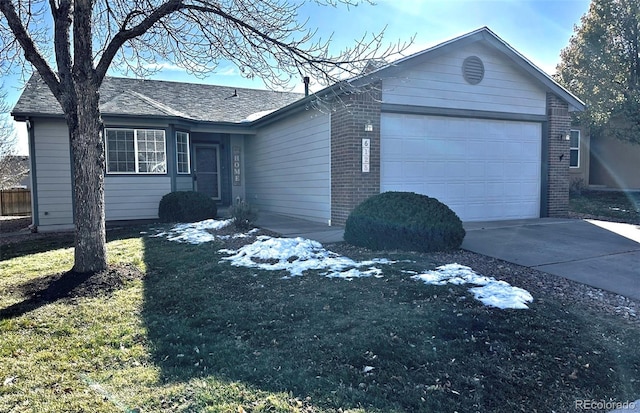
330,85,381,226
546,93,571,217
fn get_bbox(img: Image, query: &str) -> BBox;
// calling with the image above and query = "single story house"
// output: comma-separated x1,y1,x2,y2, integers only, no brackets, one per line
12,27,585,232
569,127,640,191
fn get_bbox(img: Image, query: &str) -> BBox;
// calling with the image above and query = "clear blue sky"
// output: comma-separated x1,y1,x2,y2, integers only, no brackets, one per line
2,0,592,155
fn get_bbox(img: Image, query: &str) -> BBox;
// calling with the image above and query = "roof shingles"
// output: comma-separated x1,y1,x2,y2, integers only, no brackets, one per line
12,75,304,123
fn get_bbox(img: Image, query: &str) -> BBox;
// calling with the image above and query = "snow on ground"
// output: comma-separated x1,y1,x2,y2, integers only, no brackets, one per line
412,264,533,309
152,219,533,308
220,236,393,279
150,219,234,244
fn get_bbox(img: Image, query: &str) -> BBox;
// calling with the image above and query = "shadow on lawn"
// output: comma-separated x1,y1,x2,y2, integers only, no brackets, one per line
0,265,144,320
140,235,640,412
0,226,146,262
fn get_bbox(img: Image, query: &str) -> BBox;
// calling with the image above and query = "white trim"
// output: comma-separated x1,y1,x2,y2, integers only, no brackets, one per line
105,127,167,174
175,131,191,174
569,129,580,169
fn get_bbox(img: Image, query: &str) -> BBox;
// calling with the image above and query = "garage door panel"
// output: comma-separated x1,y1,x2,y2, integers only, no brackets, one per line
484,182,505,197
384,139,404,156
403,161,425,178
486,163,504,177
424,161,447,178
504,142,524,157
381,114,541,221
403,139,425,154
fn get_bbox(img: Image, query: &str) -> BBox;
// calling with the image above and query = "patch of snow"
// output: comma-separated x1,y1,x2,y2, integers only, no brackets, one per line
240,109,277,123
469,282,533,310
152,220,529,310
413,264,533,310
217,228,261,240
220,235,392,278
151,219,234,244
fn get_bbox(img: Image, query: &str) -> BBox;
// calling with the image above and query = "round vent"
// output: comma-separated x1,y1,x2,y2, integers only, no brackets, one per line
462,56,484,85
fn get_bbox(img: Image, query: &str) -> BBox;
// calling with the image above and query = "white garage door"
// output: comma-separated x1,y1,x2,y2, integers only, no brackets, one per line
381,114,542,221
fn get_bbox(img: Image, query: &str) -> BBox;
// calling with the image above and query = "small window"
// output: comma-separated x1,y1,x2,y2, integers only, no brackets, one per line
176,131,191,174
106,128,166,174
569,130,580,168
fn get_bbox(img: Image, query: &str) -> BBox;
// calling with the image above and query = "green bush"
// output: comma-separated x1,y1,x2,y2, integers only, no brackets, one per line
158,191,217,223
230,200,258,230
344,191,465,252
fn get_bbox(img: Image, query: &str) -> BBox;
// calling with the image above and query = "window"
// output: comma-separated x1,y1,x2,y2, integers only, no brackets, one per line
106,128,166,174
176,131,191,174
569,130,580,168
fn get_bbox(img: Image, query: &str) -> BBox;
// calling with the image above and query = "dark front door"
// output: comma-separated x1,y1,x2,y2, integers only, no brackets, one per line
194,145,220,200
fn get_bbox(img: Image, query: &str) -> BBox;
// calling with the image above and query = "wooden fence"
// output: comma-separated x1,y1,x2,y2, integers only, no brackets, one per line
0,189,32,216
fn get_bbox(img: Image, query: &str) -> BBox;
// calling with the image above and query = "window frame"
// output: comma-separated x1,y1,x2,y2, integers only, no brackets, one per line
105,128,167,175
175,131,191,175
569,129,580,169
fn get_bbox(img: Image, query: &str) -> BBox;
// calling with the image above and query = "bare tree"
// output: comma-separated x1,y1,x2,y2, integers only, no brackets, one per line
0,87,28,189
0,0,408,274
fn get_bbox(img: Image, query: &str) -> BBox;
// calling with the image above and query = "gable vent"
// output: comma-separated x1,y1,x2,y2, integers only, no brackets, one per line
462,56,484,85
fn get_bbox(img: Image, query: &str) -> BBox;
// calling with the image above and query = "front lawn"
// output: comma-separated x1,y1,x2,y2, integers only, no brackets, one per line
570,190,640,224
1,223,639,412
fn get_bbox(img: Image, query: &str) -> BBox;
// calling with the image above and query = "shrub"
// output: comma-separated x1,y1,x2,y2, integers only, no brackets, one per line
230,200,258,230
158,191,217,223
570,177,586,196
344,191,465,252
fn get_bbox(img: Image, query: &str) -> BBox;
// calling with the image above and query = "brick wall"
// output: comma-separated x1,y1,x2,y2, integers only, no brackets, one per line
330,85,382,226
546,92,571,217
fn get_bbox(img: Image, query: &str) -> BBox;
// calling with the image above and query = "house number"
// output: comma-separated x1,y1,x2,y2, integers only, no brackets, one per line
362,138,370,173
232,146,241,186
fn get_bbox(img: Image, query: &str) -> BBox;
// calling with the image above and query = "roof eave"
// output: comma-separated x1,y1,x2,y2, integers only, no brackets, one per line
477,29,586,112
11,111,260,133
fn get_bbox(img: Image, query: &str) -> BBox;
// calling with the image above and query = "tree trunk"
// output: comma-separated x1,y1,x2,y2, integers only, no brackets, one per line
69,78,107,274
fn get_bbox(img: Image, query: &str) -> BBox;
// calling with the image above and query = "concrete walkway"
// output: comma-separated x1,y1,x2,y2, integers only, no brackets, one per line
255,212,344,244
462,218,640,301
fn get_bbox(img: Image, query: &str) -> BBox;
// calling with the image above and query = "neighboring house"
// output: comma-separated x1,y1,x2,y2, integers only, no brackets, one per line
11,27,585,232
589,133,640,190
568,127,589,189
568,127,640,191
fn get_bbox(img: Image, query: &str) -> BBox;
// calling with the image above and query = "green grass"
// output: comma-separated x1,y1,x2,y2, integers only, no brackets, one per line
570,190,640,224
1,228,639,412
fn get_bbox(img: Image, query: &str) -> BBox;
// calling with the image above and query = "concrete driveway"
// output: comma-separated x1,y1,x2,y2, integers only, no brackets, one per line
462,218,640,301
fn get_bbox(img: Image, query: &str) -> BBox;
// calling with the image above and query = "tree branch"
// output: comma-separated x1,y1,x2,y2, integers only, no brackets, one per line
0,0,60,96
95,0,183,82
50,0,73,103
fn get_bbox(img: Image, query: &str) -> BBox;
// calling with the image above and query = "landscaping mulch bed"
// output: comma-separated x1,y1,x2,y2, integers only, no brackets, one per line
0,264,146,319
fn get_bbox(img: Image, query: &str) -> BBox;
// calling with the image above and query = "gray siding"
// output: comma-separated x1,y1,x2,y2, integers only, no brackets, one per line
105,176,171,220
383,42,547,115
245,110,330,223
175,176,194,192
32,119,74,230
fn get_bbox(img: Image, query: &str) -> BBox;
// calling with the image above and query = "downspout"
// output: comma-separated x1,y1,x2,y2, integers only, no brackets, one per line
27,118,39,229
